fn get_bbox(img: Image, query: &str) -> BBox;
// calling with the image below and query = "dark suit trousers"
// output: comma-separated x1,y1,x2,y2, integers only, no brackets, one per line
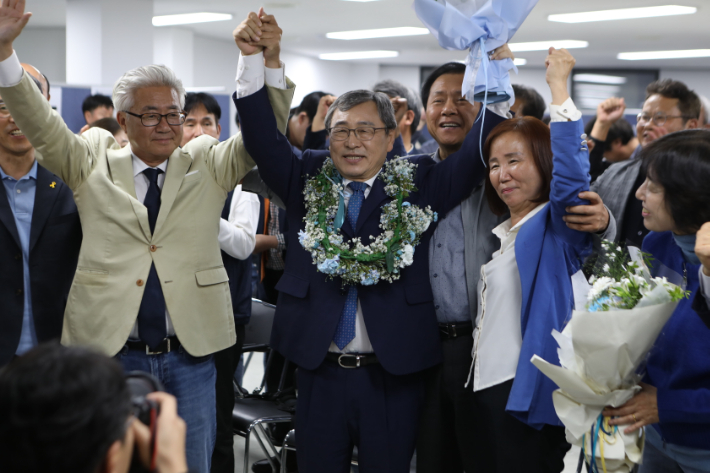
467,379,570,473
296,360,425,473
416,335,479,473
211,324,246,473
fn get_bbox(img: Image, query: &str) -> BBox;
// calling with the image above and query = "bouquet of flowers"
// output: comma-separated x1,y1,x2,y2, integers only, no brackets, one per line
532,241,688,473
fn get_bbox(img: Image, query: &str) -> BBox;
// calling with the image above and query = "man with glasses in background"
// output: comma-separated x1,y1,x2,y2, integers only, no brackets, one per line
592,79,701,247
0,3,293,471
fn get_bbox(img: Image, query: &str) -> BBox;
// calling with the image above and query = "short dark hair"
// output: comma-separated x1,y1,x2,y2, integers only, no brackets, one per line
295,91,330,123
645,79,701,123
512,84,546,120
184,92,222,121
82,94,114,114
484,117,554,216
29,73,42,93
421,62,466,110
373,79,422,135
42,73,50,96
640,129,710,234
90,117,122,135
0,344,132,473
584,116,635,151
324,89,397,132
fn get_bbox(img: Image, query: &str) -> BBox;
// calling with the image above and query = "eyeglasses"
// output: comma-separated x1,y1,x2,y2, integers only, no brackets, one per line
328,127,388,142
636,111,694,127
0,102,11,118
123,110,186,127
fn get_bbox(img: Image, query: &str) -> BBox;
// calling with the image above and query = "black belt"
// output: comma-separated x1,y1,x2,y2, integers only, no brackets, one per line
325,352,379,369
125,336,181,355
439,321,473,340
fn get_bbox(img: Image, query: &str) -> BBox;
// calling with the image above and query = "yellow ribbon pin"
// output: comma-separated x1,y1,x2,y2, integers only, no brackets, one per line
50,182,56,188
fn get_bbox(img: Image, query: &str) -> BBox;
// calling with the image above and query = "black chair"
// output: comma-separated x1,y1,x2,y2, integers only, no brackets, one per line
233,299,295,473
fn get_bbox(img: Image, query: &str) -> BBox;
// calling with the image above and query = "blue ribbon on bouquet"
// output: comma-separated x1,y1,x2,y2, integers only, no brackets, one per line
579,413,619,473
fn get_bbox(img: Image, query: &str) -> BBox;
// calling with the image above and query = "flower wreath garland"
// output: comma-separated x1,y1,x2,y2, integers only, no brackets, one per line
298,158,438,286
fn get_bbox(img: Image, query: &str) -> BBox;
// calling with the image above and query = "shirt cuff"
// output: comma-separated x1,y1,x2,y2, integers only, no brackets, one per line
0,51,24,87
549,97,582,123
275,233,286,251
235,52,265,99
265,62,286,90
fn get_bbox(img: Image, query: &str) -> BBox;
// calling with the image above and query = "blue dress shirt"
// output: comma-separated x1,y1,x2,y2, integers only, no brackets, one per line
1,160,38,355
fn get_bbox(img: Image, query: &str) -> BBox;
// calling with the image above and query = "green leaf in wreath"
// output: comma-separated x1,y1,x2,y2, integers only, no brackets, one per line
386,249,395,273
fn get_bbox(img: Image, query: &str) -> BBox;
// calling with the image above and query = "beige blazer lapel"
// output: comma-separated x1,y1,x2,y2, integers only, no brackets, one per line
154,148,192,236
107,146,152,240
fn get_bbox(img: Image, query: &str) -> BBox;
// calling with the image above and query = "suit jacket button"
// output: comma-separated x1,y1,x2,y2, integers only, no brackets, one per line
137,279,144,287
15,253,21,260
150,245,157,252
15,289,22,296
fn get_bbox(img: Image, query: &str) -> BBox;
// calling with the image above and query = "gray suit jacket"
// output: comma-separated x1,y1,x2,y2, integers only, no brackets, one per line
590,158,642,243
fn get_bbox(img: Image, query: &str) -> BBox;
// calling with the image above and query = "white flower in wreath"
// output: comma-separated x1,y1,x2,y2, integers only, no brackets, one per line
401,244,414,266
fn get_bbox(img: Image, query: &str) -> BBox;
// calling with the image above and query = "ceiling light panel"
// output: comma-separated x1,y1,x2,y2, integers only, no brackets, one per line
513,58,527,66
326,27,430,40
319,50,399,60
618,49,710,60
549,5,696,23
573,73,627,84
508,40,589,52
152,12,233,27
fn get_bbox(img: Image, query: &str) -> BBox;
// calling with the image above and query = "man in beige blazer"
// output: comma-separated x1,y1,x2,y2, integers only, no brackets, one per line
0,3,293,472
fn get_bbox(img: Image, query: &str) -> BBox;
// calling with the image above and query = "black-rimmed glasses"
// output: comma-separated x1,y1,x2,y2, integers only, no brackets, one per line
123,110,186,127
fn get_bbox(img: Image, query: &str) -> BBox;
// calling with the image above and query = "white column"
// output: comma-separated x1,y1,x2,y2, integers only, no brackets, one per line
153,27,195,88
66,0,154,87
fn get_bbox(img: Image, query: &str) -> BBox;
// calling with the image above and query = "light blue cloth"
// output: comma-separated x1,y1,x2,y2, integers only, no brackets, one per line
640,425,710,473
0,160,38,355
333,181,368,349
414,0,538,105
673,233,701,265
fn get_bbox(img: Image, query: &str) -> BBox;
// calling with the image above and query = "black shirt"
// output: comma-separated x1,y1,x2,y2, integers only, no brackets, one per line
619,169,649,248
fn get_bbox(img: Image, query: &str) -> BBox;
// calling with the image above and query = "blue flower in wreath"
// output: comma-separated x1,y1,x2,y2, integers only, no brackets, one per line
360,269,380,286
432,212,438,222
298,230,308,247
317,255,341,275
402,201,411,207
588,296,612,312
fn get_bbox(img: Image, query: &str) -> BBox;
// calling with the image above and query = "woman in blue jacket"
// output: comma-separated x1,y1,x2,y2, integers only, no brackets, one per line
604,130,710,472
467,48,594,471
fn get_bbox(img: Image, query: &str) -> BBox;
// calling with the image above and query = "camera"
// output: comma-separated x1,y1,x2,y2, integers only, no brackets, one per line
126,371,164,473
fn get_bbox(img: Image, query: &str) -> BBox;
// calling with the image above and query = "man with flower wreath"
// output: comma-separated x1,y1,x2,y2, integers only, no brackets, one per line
232,11,508,473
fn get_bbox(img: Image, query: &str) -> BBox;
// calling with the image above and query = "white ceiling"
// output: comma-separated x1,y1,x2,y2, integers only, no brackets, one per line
26,0,710,69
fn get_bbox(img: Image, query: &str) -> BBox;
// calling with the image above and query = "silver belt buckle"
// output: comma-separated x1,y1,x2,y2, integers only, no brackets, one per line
338,354,361,369
450,324,458,338
146,338,170,355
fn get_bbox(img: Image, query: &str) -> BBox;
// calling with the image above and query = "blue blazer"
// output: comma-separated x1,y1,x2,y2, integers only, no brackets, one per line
235,86,504,375
0,165,82,365
507,119,593,428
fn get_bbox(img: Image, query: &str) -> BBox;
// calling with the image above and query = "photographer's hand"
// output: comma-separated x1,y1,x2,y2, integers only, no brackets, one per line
133,392,188,473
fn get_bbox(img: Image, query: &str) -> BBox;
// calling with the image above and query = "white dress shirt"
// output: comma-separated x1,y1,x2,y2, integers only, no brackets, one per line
219,184,260,260
470,202,547,391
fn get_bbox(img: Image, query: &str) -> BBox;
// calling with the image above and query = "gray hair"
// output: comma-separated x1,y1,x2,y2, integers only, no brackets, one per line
112,64,185,112
325,89,397,132
373,79,422,135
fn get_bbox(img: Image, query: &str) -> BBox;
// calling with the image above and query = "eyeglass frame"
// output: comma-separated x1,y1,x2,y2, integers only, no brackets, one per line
327,126,390,142
636,111,695,127
122,110,187,127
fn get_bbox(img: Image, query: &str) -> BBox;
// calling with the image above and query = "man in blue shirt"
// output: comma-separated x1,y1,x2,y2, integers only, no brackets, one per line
0,65,81,365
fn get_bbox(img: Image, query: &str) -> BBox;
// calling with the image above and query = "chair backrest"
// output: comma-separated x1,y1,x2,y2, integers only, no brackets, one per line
243,298,276,350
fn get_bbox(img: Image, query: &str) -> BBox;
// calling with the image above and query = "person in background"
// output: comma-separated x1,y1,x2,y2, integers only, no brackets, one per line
90,117,129,147
373,79,422,155
0,343,189,473
699,95,710,130
592,79,701,248
20,62,49,99
82,93,114,125
511,83,546,120
287,90,329,153
0,65,81,366
584,97,639,182
179,91,260,473
604,129,710,472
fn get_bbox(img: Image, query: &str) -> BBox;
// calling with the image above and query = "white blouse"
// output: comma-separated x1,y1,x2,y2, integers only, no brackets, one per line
469,203,547,392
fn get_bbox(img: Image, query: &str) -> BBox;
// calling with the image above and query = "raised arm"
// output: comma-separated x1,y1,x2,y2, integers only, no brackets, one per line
204,10,294,192
545,48,592,253
0,1,103,189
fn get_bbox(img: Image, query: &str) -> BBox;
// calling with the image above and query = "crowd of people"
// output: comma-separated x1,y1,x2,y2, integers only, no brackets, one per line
0,1,709,473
